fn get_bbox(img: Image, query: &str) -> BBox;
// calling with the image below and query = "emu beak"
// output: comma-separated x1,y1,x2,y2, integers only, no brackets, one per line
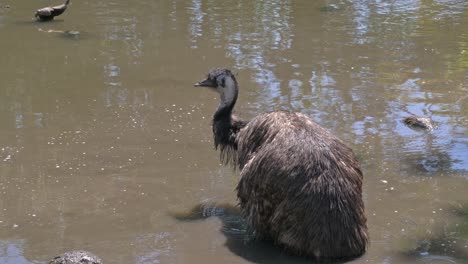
194,78,216,88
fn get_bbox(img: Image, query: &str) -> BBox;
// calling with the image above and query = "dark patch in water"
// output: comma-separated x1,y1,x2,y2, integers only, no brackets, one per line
400,203,468,263
402,150,462,176
171,202,347,263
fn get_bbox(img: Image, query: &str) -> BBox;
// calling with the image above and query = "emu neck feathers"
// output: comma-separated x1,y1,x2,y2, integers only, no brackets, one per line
212,77,245,165
214,77,238,121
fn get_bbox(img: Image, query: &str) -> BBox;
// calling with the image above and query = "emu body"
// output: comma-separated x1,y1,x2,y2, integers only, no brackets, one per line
35,0,70,21
194,68,368,259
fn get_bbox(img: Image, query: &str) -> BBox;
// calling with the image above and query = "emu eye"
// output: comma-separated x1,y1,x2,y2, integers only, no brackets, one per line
217,77,226,87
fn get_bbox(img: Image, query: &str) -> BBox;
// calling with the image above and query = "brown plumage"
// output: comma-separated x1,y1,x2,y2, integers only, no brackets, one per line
194,68,368,259
35,0,70,21
403,115,436,131
49,250,102,264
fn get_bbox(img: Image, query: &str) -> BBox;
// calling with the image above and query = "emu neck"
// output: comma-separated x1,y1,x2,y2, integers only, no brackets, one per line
213,97,235,123
212,78,241,154
213,78,238,124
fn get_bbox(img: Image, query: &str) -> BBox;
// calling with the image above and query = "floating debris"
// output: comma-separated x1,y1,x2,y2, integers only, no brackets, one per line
35,0,70,21
403,115,436,131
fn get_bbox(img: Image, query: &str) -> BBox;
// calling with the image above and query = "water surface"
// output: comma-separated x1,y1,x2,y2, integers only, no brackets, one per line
0,0,467,263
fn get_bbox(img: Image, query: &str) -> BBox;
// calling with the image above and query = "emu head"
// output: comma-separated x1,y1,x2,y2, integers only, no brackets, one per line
194,68,238,108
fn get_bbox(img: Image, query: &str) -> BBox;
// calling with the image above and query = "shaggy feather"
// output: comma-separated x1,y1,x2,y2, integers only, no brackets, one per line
236,112,367,258
195,69,368,259
213,113,246,166
49,250,102,264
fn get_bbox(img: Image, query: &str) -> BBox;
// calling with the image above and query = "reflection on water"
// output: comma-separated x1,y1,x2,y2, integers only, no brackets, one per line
0,240,41,264
172,202,316,264
400,203,468,263
0,0,467,263
187,0,204,49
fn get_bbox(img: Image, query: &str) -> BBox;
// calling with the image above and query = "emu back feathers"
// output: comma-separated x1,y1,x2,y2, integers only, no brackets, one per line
234,111,368,257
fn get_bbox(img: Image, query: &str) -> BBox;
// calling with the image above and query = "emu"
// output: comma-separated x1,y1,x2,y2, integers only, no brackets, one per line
35,0,70,21
49,250,102,264
194,68,368,259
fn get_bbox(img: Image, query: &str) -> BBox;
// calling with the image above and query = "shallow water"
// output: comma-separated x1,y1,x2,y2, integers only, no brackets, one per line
0,0,467,263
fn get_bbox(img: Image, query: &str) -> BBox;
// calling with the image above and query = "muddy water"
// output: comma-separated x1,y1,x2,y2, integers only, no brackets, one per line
0,0,467,263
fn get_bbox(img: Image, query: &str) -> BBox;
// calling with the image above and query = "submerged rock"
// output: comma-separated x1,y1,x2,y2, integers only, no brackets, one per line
38,28,81,40
49,250,102,264
319,4,341,12
403,116,436,131
62,30,80,39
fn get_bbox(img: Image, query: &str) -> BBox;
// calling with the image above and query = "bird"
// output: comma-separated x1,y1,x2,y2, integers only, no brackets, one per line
49,250,102,264
35,0,70,21
403,115,436,131
194,68,368,259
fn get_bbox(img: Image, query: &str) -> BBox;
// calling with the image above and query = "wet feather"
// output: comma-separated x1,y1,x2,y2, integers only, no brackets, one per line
195,68,368,259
